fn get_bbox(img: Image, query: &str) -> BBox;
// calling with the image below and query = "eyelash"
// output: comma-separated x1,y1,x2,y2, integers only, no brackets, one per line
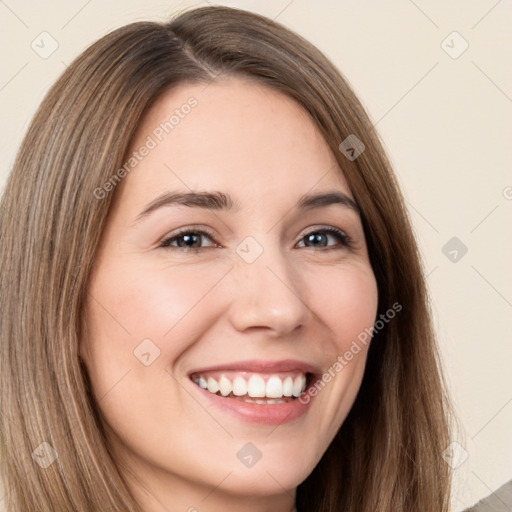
159,226,353,253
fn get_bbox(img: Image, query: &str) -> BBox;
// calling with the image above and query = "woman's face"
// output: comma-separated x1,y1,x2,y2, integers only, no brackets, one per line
81,76,378,510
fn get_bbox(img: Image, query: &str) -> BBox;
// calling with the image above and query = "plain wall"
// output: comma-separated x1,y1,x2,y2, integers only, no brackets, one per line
0,1,511,510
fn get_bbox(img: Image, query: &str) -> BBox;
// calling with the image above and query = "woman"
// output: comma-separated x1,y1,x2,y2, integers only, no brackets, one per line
0,5,456,511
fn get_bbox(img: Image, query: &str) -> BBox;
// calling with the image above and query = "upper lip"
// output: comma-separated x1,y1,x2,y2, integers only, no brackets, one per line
188,358,321,376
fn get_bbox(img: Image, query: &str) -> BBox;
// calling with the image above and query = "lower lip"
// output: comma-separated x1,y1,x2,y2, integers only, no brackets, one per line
191,382,314,425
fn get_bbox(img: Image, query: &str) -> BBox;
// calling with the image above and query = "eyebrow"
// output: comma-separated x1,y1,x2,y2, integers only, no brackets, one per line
132,189,360,224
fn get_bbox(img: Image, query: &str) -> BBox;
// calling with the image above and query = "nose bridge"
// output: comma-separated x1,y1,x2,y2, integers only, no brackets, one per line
227,235,309,335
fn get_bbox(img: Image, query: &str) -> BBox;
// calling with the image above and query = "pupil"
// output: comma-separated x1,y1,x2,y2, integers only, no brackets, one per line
306,233,326,247
179,234,200,248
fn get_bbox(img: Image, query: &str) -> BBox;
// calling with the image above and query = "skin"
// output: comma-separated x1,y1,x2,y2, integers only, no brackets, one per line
80,76,378,512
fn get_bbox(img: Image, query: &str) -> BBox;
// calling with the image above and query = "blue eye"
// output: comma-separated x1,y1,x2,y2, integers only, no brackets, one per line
297,227,353,250
159,226,353,252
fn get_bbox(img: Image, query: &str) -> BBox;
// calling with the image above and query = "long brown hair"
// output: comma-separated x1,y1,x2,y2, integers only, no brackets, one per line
0,6,457,511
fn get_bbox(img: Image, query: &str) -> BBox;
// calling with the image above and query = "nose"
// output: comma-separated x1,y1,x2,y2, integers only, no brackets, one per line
226,243,311,337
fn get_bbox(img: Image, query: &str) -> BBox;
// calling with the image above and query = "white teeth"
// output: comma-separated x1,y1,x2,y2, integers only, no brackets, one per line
232,376,248,396
266,376,283,398
283,376,293,396
207,377,219,394
194,372,308,399
247,375,266,397
292,375,306,397
218,375,232,396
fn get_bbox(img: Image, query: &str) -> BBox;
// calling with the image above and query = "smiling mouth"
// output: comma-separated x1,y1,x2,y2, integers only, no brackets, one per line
190,371,313,404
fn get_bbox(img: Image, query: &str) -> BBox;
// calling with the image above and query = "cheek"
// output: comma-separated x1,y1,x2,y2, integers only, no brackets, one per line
307,263,378,350
296,264,377,439
80,261,230,447
83,260,230,365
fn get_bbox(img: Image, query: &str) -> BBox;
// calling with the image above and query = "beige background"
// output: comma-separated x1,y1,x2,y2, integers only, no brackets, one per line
1,1,511,510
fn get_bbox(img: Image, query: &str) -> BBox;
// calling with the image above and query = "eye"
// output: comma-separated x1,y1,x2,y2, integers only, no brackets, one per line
159,226,353,253
297,226,353,250
159,228,218,253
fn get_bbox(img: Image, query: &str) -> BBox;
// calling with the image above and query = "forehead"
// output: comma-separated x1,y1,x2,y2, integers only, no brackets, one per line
115,76,352,209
